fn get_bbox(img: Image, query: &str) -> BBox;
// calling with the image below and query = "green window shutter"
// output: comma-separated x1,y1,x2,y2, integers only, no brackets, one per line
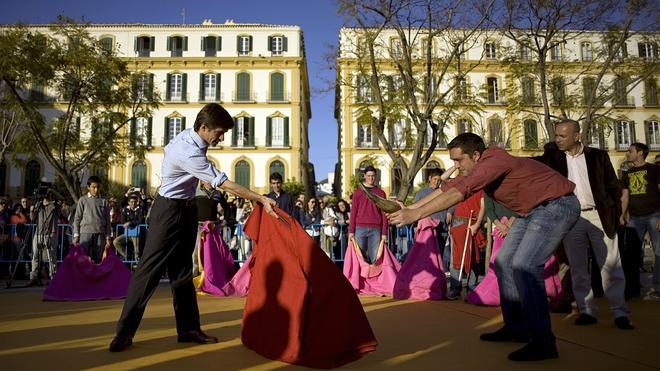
631,121,636,142
268,36,272,51
199,73,205,101
183,36,188,51
75,117,81,141
248,117,255,146
266,117,272,147
237,73,250,100
148,73,154,100
201,36,206,51
164,117,170,145
236,36,241,52
150,37,155,51
131,74,138,100
129,118,137,147
271,73,284,101
283,36,288,52
181,116,187,131
166,73,171,101
249,36,253,52
182,73,188,101
216,36,222,51
232,118,238,146
284,117,289,146
167,36,172,51
147,117,153,147
134,37,138,52
215,73,221,101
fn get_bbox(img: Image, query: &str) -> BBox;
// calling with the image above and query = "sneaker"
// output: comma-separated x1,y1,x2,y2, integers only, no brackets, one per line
643,290,660,301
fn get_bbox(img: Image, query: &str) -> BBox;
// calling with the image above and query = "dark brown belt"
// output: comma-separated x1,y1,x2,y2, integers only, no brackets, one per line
157,194,195,208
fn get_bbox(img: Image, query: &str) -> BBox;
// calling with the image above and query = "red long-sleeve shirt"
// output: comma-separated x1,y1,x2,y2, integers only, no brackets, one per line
348,185,388,236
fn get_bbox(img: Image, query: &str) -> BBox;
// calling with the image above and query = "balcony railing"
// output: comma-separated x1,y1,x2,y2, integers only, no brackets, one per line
266,90,291,102
612,96,635,107
354,138,379,148
233,91,257,102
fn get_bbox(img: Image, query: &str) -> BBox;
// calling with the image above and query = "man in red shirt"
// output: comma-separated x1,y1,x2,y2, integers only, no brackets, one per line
389,133,579,362
349,166,388,263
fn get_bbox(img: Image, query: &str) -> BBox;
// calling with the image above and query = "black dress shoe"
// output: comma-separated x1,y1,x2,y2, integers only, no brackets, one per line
480,326,529,343
109,335,133,352
614,316,634,330
508,341,558,362
177,330,218,344
574,313,597,326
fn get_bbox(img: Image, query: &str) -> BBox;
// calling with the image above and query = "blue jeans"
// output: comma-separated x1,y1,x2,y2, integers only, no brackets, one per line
355,226,381,263
629,212,660,290
494,194,579,344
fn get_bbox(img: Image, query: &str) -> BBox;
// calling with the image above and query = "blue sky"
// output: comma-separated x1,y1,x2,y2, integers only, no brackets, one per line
1,0,343,182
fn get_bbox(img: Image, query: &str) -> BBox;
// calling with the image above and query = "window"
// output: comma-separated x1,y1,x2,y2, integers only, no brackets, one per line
202,36,221,57
388,75,404,101
130,117,151,147
582,77,596,105
611,41,628,61
521,77,535,104
638,42,657,60
587,123,606,150
456,42,467,60
232,117,254,147
236,72,251,101
270,72,285,101
550,43,562,61
615,120,635,149
30,80,46,101
486,77,499,103
132,73,152,101
645,78,658,106
356,75,372,103
390,119,407,149
91,119,114,141
24,160,40,196
164,116,185,145
581,42,593,61
131,160,147,191
269,160,285,179
613,76,631,106
268,35,287,56
457,118,471,134
456,77,468,101
489,118,503,145
237,35,252,56
523,119,538,149
200,73,219,101
166,73,187,101
100,37,113,55
134,36,155,57
167,36,187,57
235,160,250,188
357,124,373,146
551,78,565,105
390,38,403,58
645,120,660,149
520,44,531,61
267,116,289,147
484,42,497,59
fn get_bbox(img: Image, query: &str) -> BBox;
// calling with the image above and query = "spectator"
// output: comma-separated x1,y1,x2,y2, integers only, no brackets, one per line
335,199,350,257
27,191,59,286
413,168,451,262
20,197,31,223
73,176,112,263
321,198,339,258
113,194,145,263
266,172,296,217
0,199,12,264
348,166,388,264
300,197,322,245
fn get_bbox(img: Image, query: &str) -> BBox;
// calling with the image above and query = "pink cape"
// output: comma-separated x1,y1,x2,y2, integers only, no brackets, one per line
393,218,447,300
194,221,236,296
343,238,400,296
43,244,131,301
219,255,252,297
466,221,563,306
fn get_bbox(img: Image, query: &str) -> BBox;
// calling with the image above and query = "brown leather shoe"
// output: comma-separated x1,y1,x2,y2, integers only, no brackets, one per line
177,330,218,344
109,335,133,352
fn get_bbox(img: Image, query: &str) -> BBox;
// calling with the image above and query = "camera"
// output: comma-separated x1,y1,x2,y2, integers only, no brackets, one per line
34,181,53,198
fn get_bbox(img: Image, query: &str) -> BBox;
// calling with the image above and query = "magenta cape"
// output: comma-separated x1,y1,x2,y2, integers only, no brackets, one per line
43,245,131,301
466,220,563,306
343,238,400,296
194,221,236,296
220,255,252,297
393,218,447,300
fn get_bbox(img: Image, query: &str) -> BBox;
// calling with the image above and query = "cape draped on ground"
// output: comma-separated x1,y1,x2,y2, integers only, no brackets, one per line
193,221,235,296
43,244,131,301
393,217,447,300
219,255,252,297
343,238,400,296
241,204,377,368
466,218,563,306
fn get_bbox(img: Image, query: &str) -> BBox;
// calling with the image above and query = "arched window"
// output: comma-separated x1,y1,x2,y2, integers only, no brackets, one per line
24,160,40,196
270,72,285,101
524,119,538,149
235,160,250,189
131,160,147,191
269,160,285,179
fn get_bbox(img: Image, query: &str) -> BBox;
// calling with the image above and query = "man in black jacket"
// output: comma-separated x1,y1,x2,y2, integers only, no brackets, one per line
265,172,296,218
536,119,632,330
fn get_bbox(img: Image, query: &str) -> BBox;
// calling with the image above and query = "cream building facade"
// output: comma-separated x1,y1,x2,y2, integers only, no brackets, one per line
2,20,311,198
334,27,659,199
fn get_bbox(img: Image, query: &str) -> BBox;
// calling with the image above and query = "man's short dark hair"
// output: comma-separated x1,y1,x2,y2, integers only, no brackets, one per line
194,103,234,131
87,176,102,186
630,142,649,159
426,168,442,179
364,165,377,173
555,119,581,133
269,172,283,182
447,133,486,157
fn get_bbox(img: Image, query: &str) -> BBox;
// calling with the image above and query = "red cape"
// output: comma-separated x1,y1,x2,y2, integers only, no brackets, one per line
241,204,378,368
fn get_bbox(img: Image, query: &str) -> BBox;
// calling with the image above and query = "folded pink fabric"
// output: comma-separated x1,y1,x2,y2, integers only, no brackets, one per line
43,244,131,301
343,238,400,296
196,221,236,296
220,255,253,297
393,218,446,300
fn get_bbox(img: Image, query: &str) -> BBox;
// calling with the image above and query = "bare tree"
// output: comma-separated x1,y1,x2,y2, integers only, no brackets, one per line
336,0,494,200
0,109,24,162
